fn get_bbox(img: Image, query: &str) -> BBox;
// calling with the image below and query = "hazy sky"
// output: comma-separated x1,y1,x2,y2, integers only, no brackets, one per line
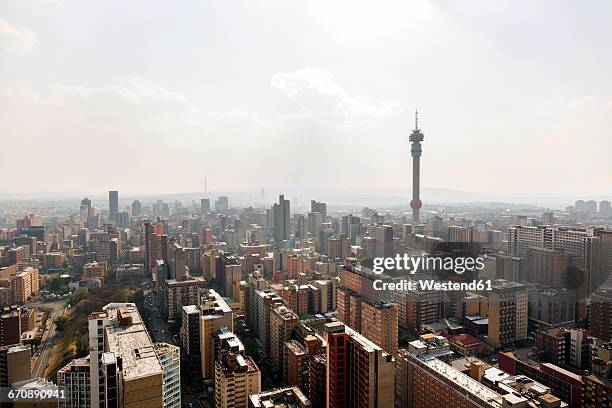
1,0,611,197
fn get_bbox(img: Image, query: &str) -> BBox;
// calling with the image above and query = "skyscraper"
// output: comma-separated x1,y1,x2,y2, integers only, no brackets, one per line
201,198,210,216
215,196,229,212
108,190,118,222
81,197,93,227
131,200,142,217
310,200,327,219
409,111,424,223
144,220,160,274
273,194,291,242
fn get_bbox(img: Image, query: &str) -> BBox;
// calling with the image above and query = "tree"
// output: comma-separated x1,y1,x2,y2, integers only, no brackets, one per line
54,316,69,332
74,333,89,358
129,288,145,305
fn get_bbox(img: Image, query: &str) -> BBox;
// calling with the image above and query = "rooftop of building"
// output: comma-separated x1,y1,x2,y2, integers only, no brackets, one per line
249,386,311,408
448,333,483,346
101,303,163,381
483,367,510,384
285,340,307,355
217,352,259,376
422,357,503,407
200,288,232,315
154,342,179,355
13,377,56,389
83,261,105,267
272,305,299,320
218,330,244,353
451,356,484,372
166,275,206,286
117,264,144,269
182,304,199,314
540,363,582,382
58,355,91,372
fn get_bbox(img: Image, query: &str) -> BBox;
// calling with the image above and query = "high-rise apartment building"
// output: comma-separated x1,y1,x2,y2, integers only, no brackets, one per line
361,300,398,357
593,228,612,288
325,321,395,408
214,336,261,408
327,234,350,261
284,330,326,401
528,289,575,330
166,238,187,280
507,225,601,294
254,289,284,353
487,280,528,349
162,275,206,318
589,289,612,341
448,225,477,242
269,305,298,372
396,336,504,408
200,289,233,380
367,224,394,258
180,305,200,365
10,267,39,303
393,288,444,331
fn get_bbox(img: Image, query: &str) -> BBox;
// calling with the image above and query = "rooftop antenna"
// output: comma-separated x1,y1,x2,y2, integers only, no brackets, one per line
415,109,419,130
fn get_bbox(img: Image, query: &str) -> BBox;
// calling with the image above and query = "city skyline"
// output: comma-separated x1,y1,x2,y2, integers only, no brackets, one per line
1,0,611,196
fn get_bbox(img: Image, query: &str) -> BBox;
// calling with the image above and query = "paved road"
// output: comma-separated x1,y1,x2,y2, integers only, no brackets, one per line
28,298,66,379
140,291,175,344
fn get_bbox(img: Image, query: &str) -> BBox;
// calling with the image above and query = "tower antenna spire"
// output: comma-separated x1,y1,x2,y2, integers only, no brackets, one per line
415,109,419,130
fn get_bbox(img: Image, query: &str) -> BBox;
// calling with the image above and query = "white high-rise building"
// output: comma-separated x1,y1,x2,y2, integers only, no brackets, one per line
88,309,111,408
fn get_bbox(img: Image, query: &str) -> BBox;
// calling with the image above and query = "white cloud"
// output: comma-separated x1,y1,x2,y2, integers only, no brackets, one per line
0,17,39,54
569,96,612,113
270,67,401,118
52,78,197,124
271,68,343,98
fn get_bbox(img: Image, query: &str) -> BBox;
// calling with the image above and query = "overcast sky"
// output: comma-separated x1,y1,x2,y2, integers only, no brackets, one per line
1,0,611,197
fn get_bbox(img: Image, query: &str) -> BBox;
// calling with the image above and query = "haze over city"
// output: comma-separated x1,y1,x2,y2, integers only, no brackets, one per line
1,2,612,408
1,0,611,198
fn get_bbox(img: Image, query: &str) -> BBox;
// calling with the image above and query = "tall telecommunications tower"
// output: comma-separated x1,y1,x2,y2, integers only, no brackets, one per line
409,110,424,223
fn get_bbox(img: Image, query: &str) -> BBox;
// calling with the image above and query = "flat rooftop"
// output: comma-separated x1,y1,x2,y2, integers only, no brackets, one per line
423,357,503,407
103,304,163,381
